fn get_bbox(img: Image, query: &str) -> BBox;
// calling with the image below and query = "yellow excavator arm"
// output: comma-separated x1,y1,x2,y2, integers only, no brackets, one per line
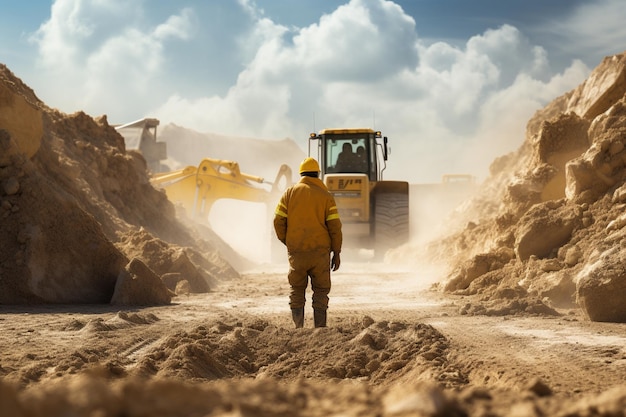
151,158,292,222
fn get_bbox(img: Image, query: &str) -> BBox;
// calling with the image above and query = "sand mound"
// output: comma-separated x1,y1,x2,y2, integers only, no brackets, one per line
0,64,242,305
391,51,626,323
3,348,626,417
127,316,463,388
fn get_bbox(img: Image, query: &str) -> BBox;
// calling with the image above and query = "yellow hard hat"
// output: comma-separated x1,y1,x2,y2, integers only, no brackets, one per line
299,157,320,174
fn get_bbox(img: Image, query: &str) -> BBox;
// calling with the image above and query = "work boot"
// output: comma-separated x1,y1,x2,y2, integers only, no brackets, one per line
313,308,327,328
291,307,304,328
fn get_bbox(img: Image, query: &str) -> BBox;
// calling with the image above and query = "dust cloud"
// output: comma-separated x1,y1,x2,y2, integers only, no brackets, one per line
151,124,302,266
208,199,274,264
158,124,304,182
408,179,478,247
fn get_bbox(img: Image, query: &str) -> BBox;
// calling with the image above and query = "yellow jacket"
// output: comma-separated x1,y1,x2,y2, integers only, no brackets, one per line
274,176,342,254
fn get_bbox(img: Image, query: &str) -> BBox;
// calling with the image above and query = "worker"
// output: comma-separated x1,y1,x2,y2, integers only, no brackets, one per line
336,142,356,171
273,157,343,328
356,145,367,172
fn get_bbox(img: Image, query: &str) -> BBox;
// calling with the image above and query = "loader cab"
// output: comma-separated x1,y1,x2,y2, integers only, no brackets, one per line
309,128,389,182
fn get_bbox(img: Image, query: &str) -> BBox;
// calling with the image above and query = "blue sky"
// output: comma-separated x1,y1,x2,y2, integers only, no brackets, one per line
1,0,625,182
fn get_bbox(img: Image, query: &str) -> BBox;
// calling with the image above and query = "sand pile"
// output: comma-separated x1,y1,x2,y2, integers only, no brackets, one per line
0,64,240,305
127,316,460,387
4,373,626,417
392,51,626,323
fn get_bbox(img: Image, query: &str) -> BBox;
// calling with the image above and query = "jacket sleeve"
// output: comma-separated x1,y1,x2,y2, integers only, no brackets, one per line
273,194,288,245
326,197,342,253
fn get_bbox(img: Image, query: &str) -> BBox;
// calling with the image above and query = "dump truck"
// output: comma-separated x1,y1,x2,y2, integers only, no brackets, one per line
115,118,167,173
308,128,409,257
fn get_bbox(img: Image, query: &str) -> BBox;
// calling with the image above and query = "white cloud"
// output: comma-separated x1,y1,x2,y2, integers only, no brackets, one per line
294,0,418,82
154,0,420,135
149,0,592,183
548,0,626,60
31,0,140,71
154,9,194,41
28,0,598,183
30,0,194,120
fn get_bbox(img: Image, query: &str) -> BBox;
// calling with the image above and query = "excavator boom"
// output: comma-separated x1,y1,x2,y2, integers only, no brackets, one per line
151,158,292,222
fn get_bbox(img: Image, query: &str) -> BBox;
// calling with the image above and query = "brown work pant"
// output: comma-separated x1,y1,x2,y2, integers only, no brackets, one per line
287,250,331,310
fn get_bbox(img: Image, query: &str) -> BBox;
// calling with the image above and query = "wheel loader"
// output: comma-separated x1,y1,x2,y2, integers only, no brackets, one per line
308,128,409,257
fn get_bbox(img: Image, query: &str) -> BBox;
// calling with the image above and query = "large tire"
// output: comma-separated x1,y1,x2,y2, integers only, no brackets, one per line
374,192,409,259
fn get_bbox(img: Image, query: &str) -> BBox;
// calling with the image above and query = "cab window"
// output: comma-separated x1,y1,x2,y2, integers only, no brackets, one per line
325,137,368,173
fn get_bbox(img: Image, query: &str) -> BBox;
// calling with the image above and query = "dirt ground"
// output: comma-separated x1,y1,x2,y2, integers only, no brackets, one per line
2,262,626,416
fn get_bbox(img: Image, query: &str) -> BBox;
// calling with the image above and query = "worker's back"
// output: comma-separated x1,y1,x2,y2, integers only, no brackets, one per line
285,177,332,252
